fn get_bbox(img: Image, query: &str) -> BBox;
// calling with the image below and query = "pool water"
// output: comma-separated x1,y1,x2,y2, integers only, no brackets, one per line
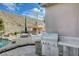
0,38,11,48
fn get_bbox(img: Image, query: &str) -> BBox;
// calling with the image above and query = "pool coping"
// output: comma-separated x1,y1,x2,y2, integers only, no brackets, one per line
0,44,35,54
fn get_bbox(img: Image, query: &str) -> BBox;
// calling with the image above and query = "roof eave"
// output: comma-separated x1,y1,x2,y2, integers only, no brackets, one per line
40,3,57,7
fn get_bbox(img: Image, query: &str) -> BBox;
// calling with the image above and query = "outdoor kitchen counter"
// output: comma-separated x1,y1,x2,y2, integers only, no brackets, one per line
58,36,79,48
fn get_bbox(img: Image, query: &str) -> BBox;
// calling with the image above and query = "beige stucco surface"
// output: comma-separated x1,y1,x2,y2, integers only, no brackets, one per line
45,4,79,37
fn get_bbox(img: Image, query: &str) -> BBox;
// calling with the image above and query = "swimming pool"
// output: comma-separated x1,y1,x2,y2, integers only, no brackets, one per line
0,38,11,48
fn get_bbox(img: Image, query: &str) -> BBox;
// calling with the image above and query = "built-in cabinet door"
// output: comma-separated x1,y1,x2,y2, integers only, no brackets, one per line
42,41,50,56
63,46,78,56
49,42,58,56
42,40,58,56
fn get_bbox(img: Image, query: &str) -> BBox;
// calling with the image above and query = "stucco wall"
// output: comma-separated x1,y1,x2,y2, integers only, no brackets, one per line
45,4,79,37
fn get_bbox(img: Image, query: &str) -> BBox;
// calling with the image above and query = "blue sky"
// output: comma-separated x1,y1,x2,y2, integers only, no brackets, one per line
0,3,45,19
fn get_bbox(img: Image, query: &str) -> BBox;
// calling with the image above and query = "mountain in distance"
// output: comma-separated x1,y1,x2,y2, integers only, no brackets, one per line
0,10,45,33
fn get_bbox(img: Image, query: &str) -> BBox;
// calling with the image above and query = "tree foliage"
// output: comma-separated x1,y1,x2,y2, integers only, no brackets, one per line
0,18,4,31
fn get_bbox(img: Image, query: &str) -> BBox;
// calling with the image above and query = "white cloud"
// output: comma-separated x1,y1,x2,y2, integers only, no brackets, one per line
22,11,32,16
2,3,17,11
22,11,44,20
40,7,45,14
32,8,40,13
22,13,26,16
22,7,45,20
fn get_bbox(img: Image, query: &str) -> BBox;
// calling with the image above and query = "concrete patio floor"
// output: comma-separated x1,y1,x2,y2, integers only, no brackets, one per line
0,46,38,56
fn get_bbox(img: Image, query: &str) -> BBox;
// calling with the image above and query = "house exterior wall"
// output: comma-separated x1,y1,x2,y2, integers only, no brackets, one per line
45,3,79,37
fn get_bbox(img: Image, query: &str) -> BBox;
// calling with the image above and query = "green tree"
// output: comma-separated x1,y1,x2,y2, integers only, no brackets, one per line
25,17,28,33
0,18,4,35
